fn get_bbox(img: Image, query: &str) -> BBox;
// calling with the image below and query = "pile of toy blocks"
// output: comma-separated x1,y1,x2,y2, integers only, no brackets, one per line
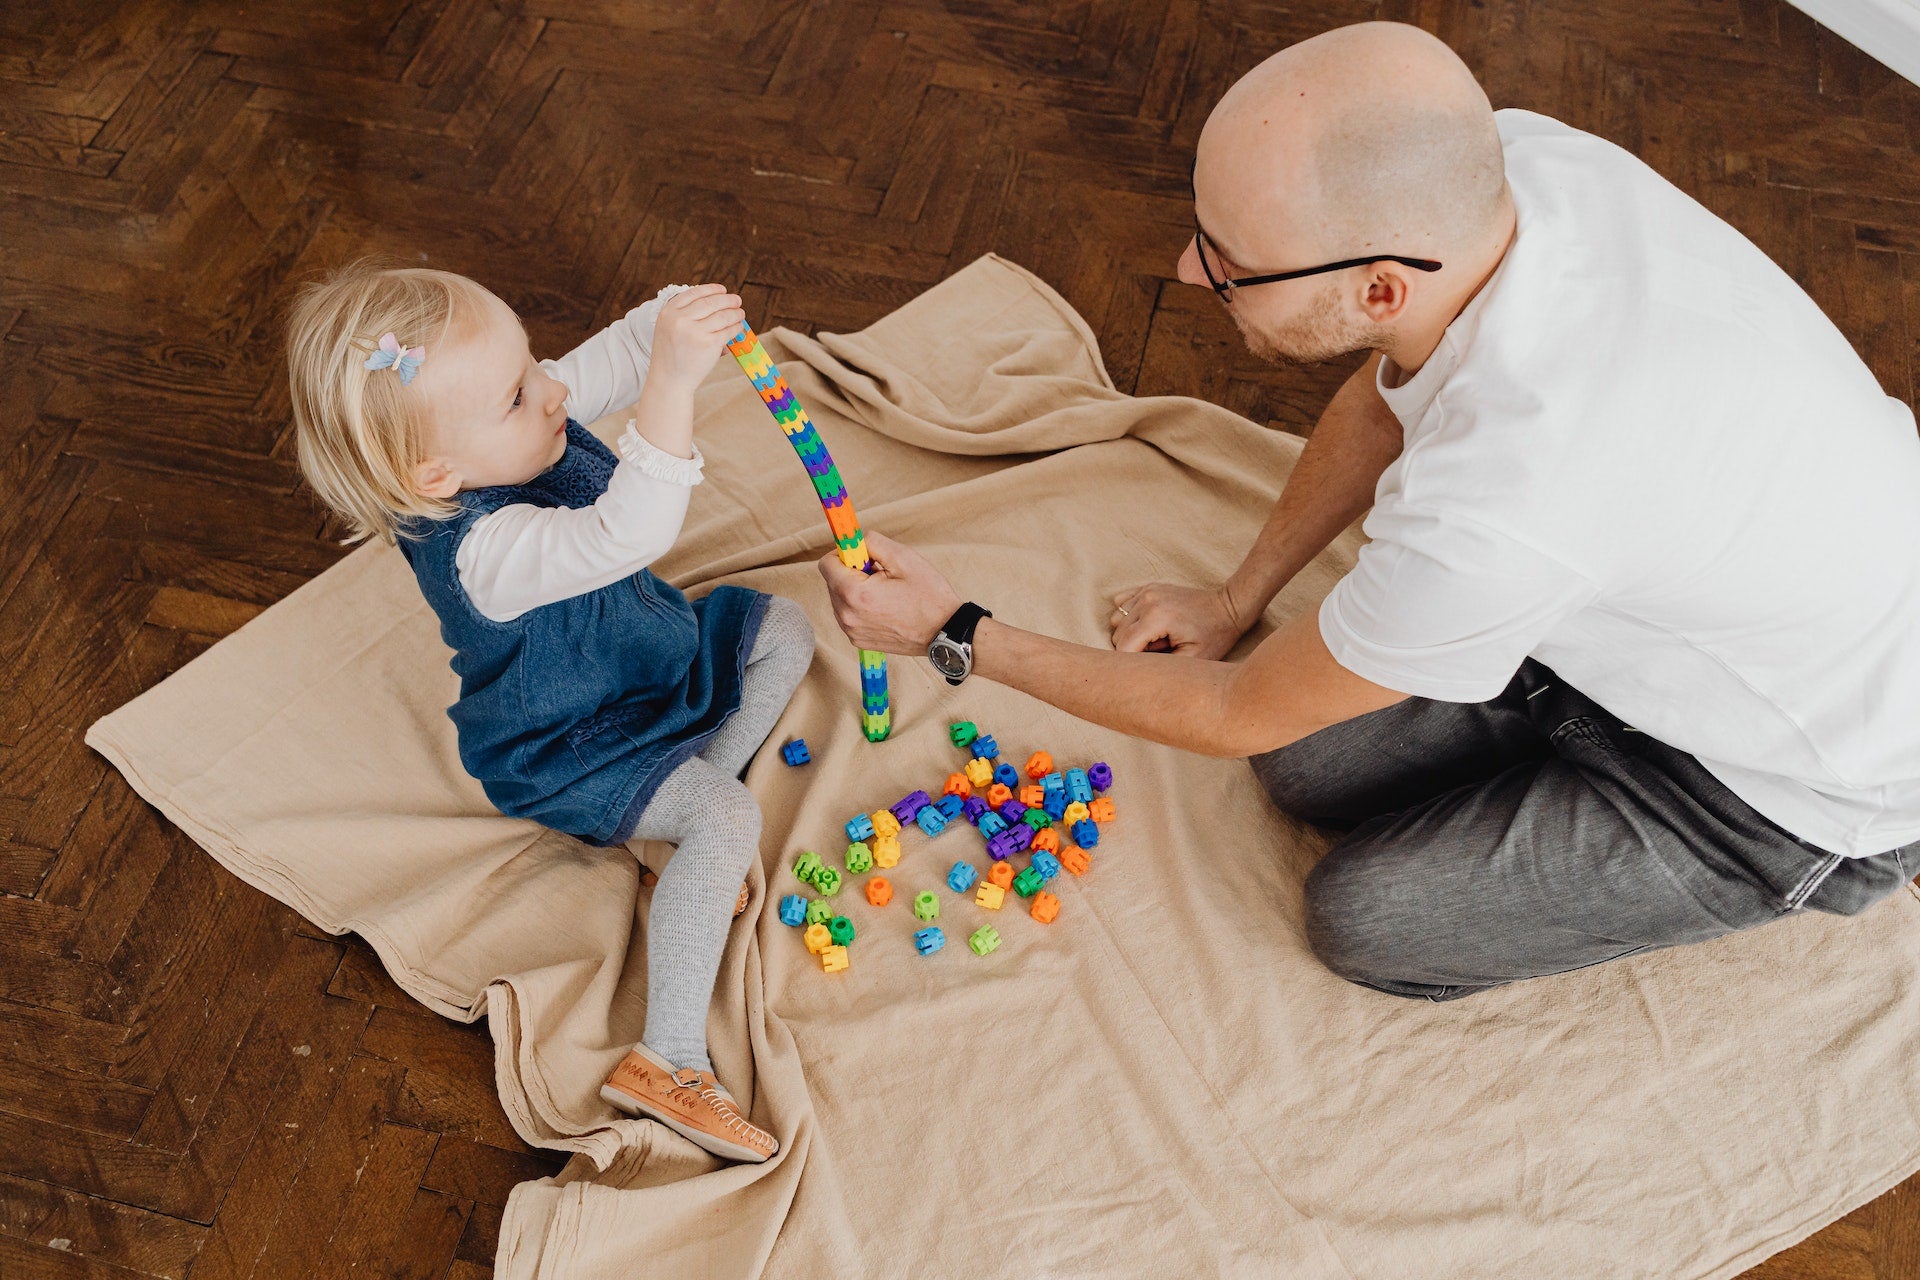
777,721,1116,971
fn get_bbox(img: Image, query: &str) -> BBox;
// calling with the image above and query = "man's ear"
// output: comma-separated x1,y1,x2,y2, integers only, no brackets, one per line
411,456,462,499
1359,268,1413,325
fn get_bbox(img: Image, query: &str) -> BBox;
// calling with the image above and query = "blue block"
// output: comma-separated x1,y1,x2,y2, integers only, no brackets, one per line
947,861,977,893
804,452,836,479
916,806,948,837
1042,772,1065,795
978,812,1008,838
1031,852,1061,882
845,813,875,843
778,894,809,927
780,738,810,767
961,796,989,825
914,927,946,956
1065,769,1093,804
935,793,966,820
1043,792,1067,820
972,734,999,760
992,763,1020,789
1072,819,1100,848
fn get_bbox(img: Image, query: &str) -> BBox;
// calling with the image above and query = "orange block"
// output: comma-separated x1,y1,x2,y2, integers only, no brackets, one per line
986,784,1013,808
987,861,1015,890
1025,752,1053,780
1031,828,1060,854
1060,847,1092,876
866,877,893,907
1031,891,1060,924
943,773,972,799
1088,797,1116,824
1018,784,1045,808
826,502,861,540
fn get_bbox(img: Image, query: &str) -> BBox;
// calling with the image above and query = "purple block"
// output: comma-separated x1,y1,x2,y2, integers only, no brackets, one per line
1008,824,1035,853
996,800,1026,824
803,452,836,478
890,790,932,824
987,830,1026,862
961,796,989,825
1088,762,1113,792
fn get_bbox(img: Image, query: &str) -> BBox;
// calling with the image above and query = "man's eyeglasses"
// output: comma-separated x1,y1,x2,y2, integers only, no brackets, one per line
1193,219,1443,305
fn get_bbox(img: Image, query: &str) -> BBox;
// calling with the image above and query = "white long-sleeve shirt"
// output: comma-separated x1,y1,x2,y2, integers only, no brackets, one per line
455,287,703,623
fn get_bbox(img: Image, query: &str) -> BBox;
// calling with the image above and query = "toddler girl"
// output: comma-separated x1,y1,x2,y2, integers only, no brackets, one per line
286,262,812,1163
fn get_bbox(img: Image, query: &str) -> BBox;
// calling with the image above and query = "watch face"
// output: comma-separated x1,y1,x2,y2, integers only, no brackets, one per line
928,637,968,680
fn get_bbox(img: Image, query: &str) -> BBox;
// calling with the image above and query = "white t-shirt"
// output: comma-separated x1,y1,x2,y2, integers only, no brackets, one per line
455,287,706,624
1319,109,1920,857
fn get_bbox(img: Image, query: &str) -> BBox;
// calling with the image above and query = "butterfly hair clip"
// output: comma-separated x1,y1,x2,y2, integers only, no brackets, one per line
363,332,425,386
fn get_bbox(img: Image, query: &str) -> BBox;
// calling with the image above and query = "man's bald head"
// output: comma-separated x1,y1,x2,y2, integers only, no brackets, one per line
1183,23,1511,366
1197,23,1506,268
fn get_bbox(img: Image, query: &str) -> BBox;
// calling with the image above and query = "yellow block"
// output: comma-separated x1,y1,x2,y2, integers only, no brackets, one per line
820,945,849,973
975,882,1005,910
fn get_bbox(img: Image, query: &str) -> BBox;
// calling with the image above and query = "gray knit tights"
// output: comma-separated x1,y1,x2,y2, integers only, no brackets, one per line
629,594,814,1075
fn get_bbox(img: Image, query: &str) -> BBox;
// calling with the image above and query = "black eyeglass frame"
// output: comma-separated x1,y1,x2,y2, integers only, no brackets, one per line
1193,219,1443,304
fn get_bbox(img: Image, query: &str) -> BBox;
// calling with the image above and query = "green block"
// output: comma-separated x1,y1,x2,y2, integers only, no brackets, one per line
827,916,856,946
805,898,832,926
1022,809,1052,832
1013,868,1043,898
969,926,1002,956
913,891,939,921
862,710,892,742
949,721,978,748
810,466,845,499
845,842,873,874
815,867,842,897
793,850,822,885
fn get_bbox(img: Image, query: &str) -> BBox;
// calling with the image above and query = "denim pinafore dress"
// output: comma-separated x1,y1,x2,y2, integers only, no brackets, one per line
397,422,766,846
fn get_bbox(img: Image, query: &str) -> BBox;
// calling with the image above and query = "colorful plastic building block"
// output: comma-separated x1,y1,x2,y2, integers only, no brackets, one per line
978,811,1008,838
1065,768,1093,804
780,738,810,766
1031,851,1061,881
949,721,979,749
1021,809,1052,832
1063,801,1091,826
1013,867,1043,898
944,773,972,799
1043,791,1068,820
872,834,901,868
1025,751,1054,780
845,813,875,843
1030,827,1060,854
806,898,833,925
815,867,844,895
914,927,946,956
890,790,931,824
986,830,1025,862
1070,820,1099,848
995,799,1026,824
1088,797,1116,824
866,877,893,907
1088,762,1113,792
969,925,1002,955
987,860,1015,890
778,895,808,926
915,805,949,837
845,842,874,874
821,944,849,973
972,734,999,760
1042,771,1065,795
1031,892,1060,924
1060,846,1092,876
964,757,994,788
947,861,978,893
804,923,833,954
935,793,966,820
974,882,1005,910
871,810,902,839
827,915,856,946
992,763,1020,789
961,796,989,825
728,322,890,741
985,783,1012,808
913,891,940,921
1018,783,1045,808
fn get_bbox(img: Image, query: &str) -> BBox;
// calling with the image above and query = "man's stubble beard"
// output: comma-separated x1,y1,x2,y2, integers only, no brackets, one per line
1235,278,1383,366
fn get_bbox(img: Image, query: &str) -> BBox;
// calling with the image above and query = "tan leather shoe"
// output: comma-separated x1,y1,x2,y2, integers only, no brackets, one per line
599,1044,778,1163
734,882,750,917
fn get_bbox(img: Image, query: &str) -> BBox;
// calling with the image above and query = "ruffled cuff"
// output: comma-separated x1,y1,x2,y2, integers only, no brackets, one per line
617,423,705,486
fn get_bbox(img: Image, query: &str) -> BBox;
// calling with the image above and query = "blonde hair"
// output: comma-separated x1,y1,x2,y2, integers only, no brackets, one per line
285,260,490,544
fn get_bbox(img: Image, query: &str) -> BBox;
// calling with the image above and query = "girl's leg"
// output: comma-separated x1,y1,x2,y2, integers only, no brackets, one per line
624,756,762,1074
700,595,814,779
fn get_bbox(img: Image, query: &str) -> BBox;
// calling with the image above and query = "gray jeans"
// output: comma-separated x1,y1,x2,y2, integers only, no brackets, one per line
1252,660,1916,1001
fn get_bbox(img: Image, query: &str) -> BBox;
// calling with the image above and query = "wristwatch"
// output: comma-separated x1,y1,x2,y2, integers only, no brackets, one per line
928,602,992,686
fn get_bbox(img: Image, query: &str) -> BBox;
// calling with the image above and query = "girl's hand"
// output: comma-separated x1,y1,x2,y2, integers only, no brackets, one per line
649,284,746,395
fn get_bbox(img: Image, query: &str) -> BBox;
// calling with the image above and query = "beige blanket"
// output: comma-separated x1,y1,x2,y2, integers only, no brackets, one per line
88,256,1920,1279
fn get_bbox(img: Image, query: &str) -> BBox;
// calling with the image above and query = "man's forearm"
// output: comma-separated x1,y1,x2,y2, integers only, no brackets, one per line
1221,355,1403,628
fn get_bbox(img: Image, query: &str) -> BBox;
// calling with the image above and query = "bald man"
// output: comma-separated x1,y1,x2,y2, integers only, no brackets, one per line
820,22,1920,1000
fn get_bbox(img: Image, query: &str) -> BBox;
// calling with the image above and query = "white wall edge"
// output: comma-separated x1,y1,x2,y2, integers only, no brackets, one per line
1789,0,1920,87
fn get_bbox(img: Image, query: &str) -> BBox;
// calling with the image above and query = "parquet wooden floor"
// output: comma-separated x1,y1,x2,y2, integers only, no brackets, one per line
3,2,1918,1277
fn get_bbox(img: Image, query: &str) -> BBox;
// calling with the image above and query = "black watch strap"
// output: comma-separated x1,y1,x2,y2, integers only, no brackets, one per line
940,602,991,647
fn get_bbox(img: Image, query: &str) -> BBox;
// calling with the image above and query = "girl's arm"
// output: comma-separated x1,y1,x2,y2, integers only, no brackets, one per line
539,286,689,427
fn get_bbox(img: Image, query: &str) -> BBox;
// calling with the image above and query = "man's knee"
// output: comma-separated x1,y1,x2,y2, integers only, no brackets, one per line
1251,738,1357,829
1301,845,1398,985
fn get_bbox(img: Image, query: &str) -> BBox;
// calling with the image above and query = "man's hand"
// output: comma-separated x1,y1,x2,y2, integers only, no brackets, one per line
817,530,963,656
1109,582,1247,659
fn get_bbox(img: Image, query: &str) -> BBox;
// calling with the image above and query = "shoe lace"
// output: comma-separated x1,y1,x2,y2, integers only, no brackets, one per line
669,1069,768,1146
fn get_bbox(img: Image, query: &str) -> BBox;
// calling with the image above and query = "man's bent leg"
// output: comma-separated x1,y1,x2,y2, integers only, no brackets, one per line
1302,686,1914,1000
1251,659,1554,830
